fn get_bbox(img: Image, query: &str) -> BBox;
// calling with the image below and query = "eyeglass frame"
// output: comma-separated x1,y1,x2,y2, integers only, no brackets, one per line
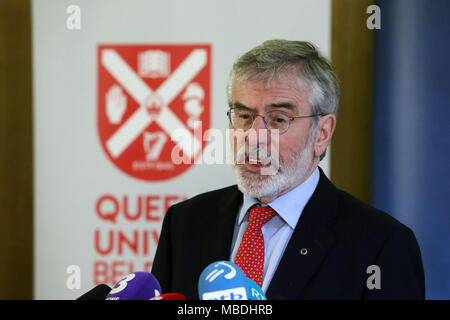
226,107,326,134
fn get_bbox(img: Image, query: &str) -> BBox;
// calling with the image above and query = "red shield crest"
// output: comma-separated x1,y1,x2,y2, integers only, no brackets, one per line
97,44,211,181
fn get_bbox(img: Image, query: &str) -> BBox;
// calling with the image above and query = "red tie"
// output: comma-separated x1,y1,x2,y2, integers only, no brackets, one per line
235,205,277,287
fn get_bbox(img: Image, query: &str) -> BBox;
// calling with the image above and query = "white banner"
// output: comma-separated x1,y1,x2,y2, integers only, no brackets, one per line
32,0,331,299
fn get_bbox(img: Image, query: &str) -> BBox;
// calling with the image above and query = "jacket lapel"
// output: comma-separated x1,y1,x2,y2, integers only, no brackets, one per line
198,186,243,269
266,169,338,299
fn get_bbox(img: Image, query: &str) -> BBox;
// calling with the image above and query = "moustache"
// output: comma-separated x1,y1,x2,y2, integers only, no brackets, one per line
233,144,281,175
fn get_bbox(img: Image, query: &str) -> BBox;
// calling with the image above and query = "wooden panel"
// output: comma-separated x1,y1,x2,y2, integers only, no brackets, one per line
0,0,33,299
331,0,374,204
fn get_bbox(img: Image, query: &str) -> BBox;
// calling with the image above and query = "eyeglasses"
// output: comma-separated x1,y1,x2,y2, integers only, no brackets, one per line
227,107,325,134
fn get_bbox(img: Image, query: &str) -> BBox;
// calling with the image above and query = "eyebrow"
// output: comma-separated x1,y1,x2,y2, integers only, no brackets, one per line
232,101,296,112
267,102,296,111
232,102,252,110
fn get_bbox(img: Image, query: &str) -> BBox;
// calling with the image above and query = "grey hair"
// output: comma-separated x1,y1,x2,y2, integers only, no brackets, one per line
226,40,339,160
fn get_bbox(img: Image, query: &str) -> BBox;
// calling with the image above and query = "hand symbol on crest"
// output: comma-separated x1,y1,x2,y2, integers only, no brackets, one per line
106,85,127,124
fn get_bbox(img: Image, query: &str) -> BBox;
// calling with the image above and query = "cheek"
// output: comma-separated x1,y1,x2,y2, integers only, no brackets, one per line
228,130,247,154
277,135,308,161
277,141,296,162
282,132,301,148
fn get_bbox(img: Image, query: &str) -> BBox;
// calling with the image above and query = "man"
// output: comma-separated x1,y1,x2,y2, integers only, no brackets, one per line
152,40,425,299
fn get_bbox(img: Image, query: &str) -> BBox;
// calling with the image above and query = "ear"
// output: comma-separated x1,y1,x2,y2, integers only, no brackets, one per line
313,114,336,159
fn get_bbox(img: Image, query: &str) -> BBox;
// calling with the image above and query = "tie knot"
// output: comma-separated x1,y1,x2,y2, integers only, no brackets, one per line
248,205,277,229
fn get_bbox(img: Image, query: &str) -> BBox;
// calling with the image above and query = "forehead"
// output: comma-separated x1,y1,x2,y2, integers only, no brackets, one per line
231,76,311,112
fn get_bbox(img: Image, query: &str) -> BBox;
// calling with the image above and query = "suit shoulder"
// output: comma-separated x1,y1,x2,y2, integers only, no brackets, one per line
168,185,240,216
175,185,239,207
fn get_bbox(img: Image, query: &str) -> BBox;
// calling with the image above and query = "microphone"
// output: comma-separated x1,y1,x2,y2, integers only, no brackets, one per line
198,260,249,300
198,261,268,300
105,272,161,300
150,293,188,300
76,284,111,300
246,278,267,300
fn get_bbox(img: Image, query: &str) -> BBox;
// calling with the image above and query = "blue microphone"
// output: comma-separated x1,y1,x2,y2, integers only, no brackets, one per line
198,261,249,300
246,278,267,300
105,272,161,300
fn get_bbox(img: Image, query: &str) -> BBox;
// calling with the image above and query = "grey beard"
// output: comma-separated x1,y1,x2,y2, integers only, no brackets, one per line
232,139,315,201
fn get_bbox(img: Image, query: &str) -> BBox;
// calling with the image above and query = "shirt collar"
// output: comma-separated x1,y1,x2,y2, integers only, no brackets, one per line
238,167,320,229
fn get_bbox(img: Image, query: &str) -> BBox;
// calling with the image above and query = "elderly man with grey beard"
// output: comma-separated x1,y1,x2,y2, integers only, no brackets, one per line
152,39,425,300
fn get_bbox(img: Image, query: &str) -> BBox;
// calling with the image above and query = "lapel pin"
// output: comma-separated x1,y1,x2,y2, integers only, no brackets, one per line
300,248,308,255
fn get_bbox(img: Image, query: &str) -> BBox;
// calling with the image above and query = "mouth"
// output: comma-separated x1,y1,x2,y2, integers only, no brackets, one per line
244,155,272,172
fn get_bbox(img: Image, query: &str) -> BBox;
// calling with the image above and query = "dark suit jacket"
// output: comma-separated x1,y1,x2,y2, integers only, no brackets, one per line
152,168,425,300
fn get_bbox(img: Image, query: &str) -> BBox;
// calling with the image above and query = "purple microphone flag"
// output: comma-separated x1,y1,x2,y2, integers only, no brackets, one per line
106,272,161,300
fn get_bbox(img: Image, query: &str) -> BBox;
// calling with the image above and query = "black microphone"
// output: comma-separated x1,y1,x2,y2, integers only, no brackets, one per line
76,284,111,300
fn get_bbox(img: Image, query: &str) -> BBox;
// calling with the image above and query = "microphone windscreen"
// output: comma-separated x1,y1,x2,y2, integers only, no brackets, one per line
105,272,161,300
198,261,248,300
150,293,187,300
76,284,111,300
246,278,267,300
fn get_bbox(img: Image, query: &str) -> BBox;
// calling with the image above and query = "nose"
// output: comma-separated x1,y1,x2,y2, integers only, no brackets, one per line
248,114,271,147
251,114,266,131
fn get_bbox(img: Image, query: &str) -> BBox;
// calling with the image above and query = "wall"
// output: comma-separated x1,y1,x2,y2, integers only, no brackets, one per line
373,0,450,299
31,0,332,299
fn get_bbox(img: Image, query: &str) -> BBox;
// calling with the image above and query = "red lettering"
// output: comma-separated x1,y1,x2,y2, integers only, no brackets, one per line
96,194,187,223
95,195,119,223
123,195,142,221
93,260,153,287
152,230,159,246
94,261,109,285
118,230,138,255
95,229,114,255
145,196,160,221
95,229,160,256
